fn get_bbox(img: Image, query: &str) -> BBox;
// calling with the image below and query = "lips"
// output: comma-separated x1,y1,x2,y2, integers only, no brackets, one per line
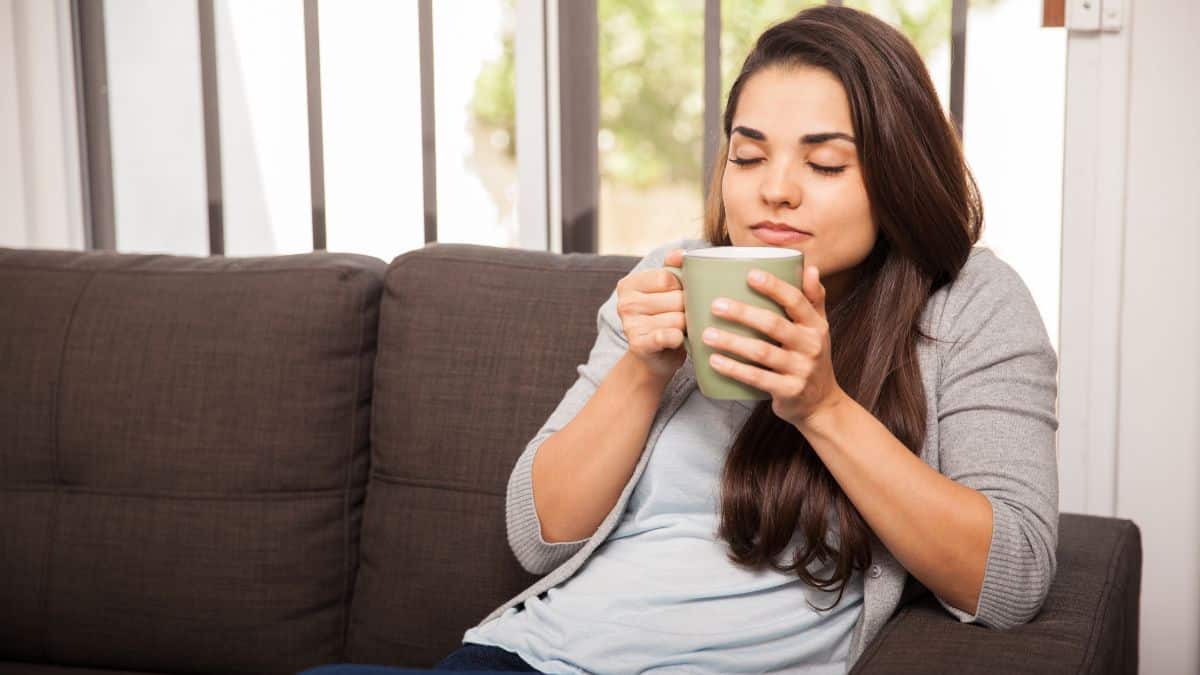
750,225,810,245
752,221,811,234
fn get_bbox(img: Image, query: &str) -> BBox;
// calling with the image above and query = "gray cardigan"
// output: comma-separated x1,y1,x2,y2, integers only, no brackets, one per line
469,239,1060,670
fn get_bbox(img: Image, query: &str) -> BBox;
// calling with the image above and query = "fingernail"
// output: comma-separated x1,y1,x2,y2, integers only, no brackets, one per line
702,328,719,342
712,299,729,313
748,270,765,284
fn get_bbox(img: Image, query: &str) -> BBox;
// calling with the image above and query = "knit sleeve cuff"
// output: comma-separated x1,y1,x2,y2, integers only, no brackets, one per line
934,494,1053,628
506,436,590,575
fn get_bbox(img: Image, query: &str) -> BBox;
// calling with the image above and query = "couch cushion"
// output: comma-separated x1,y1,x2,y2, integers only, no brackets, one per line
347,243,639,667
851,514,1142,674
0,247,386,674
0,664,161,675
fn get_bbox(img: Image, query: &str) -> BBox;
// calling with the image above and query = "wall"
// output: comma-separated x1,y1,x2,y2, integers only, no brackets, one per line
1116,1,1200,672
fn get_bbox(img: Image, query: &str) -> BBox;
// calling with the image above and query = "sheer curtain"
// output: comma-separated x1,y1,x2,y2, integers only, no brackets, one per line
0,0,85,251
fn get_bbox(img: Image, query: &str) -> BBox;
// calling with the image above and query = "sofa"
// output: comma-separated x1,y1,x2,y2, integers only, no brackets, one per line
0,242,1142,674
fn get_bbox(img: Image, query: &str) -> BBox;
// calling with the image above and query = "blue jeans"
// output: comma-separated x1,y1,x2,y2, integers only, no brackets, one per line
298,642,541,674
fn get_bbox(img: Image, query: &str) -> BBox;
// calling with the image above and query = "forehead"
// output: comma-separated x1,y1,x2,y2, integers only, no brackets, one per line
730,65,853,138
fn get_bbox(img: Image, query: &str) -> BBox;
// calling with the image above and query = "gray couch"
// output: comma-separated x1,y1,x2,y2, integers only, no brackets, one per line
0,242,1141,674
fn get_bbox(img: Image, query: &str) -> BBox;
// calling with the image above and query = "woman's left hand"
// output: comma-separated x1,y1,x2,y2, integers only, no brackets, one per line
702,265,848,430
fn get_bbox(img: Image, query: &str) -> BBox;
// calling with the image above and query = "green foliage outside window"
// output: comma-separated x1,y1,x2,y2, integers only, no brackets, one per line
472,0,993,192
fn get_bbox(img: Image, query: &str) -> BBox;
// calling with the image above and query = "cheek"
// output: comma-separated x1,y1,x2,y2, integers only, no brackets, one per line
823,179,871,228
720,180,739,229
844,188,876,247
721,175,749,223
814,181,877,255
721,173,740,205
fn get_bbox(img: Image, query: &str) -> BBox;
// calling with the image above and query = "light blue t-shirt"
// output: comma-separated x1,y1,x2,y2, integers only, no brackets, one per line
463,389,864,674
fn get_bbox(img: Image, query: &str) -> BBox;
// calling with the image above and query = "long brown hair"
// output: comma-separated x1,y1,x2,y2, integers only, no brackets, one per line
706,5,982,609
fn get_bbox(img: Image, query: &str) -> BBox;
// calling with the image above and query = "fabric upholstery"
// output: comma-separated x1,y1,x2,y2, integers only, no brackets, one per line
0,665,160,675
346,243,640,667
0,247,385,674
0,243,1143,674
852,514,1141,674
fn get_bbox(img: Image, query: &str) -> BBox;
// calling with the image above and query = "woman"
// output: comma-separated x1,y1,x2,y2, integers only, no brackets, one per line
305,4,1058,674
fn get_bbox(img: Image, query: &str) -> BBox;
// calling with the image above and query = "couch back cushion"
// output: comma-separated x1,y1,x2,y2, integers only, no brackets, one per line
0,247,385,674
348,243,637,667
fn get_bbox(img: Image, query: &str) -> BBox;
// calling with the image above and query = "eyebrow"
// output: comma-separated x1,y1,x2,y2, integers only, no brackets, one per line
731,125,856,145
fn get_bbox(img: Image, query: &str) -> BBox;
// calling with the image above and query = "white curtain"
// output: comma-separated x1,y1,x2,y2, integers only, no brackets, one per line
0,0,86,251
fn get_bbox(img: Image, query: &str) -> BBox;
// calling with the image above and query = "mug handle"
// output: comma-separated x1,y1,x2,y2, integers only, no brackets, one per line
663,265,690,355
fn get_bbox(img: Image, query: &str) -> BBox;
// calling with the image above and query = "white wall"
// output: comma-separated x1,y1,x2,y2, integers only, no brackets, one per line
1116,1,1200,672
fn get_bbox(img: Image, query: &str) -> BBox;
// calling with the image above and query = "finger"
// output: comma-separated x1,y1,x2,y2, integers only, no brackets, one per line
746,269,822,326
701,327,801,374
663,248,685,268
710,296,801,347
617,289,684,317
653,327,686,350
805,266,827,318
641,268,684,293
627,312,686,348
708,352,797,398
632,323,684,352
649,311,687,334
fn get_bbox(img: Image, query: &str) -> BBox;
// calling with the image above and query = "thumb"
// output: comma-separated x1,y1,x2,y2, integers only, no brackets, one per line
805,266,827,317
663,248,685,268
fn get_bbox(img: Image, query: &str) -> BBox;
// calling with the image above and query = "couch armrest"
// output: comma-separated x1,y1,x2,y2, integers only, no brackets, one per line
851,514,1141,674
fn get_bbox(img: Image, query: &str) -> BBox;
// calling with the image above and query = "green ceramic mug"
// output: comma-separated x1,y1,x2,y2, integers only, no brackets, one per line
665,246,804,400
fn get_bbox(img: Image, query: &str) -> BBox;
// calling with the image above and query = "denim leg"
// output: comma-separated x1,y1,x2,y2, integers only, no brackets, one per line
296,644,540,674
298,666,422,675
435,642,541,672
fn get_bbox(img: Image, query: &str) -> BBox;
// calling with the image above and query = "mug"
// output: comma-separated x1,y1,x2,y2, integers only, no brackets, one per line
665,246,804,400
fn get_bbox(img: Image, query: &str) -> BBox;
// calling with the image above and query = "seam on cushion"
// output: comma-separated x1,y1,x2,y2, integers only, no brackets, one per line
2,485,347,500
1078,520,1134,674
341,269,369,657
43,270,96,663
367,470,503,498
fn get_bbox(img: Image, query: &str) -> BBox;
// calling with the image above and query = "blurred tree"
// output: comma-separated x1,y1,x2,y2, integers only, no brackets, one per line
472,0,993,191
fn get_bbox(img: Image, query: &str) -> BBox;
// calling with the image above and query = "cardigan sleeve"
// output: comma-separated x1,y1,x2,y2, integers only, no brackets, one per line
506,239,686,575
931,249,1060,627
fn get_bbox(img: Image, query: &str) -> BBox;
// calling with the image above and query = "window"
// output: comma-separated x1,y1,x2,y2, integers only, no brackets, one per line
596,0,706,255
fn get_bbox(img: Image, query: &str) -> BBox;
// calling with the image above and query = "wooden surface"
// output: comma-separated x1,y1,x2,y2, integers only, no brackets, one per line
1044,0,1065,27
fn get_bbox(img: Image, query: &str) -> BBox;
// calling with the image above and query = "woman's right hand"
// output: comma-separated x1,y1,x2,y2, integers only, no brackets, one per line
616,248,688,380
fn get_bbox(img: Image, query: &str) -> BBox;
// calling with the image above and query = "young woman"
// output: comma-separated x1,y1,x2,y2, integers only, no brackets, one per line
304,5,1059,674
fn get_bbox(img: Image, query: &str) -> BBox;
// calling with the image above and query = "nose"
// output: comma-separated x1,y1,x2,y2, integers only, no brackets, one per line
759,159,803,209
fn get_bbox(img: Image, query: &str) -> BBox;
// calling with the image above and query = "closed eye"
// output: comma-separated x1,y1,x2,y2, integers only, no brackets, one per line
727,157,847,176
809,163,846,176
